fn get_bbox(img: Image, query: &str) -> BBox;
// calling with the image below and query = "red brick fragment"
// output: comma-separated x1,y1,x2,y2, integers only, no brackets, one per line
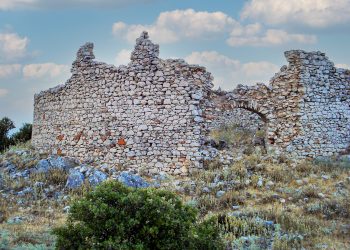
118,138,126,146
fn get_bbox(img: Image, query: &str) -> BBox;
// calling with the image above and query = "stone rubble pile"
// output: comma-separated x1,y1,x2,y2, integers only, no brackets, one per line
0,149,156,197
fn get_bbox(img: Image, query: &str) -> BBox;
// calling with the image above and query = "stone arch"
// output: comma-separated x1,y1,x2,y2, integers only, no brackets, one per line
228,99,277,147
208,88,274,151
230,99,268,123
209,89,271,129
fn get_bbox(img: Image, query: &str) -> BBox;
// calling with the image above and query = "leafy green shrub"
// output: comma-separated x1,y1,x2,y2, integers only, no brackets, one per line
53,181,224,250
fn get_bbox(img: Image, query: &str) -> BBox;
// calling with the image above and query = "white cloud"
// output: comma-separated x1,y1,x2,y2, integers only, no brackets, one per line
227,29,317,47
115,49,131,65
113,9,317,47
0,32,29,61
0,0,156,10
241,0,350,28
112,22,127,34
230,23,262,37
185,51,279,90
113,9,239,44
23,63,69,79
241,62,279,78
0,64,21,78
0,88,9,97
0,0,36,10
185,51,240,69
336,63,349,69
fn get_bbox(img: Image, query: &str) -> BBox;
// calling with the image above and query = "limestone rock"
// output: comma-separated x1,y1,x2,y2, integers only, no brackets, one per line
88,170,108,186
66,169,85,189
117,171,150,188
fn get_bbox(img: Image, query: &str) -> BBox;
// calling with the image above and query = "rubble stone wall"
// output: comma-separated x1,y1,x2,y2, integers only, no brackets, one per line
283,51,350,157
223,50,350,158
32,32,350,172
32,32,213,175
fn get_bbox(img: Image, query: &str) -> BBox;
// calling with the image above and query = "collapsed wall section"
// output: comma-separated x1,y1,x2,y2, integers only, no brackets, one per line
280,51,350,157
32,32,213,175
228,50,350,158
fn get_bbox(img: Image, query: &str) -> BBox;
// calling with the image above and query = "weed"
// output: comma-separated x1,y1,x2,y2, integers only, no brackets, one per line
203,158,224,171
217,214,272,238
31,169,68,186
265,164,292,183
305,198,350,219
262,206,321,237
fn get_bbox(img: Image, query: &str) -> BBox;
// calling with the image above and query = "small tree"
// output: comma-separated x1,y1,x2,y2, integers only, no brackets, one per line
0,117,15,152
53,181,224,250
11,123,32,143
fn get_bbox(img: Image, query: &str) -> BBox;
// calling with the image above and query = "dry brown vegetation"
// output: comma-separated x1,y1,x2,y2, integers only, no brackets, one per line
177,125,350,249
1,128,350,249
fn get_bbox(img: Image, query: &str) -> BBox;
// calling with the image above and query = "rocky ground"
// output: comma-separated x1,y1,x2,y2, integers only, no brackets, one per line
0,127,350,249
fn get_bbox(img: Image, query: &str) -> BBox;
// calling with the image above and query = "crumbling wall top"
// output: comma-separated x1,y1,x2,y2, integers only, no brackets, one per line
284,50,334,69
71,42,96,72
76,42,95,62
130,31,160,66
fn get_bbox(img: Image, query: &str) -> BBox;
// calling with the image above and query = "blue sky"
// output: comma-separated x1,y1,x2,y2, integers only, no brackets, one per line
0,0,350,128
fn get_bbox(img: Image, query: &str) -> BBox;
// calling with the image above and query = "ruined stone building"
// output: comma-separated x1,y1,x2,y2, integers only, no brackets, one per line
32,32,350,174
33,32,214,175
222,50,350,158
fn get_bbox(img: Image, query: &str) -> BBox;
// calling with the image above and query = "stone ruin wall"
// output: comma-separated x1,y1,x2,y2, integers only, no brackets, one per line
32,32,213,175
282,51,350,157
32,31,350,174
223,50,350,158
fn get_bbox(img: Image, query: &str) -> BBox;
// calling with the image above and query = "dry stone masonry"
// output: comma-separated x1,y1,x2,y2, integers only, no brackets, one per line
32,32,350,174
219,50,350,158
33,32,213,175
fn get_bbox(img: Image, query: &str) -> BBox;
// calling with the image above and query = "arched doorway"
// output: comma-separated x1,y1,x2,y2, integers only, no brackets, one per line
209,97,270,154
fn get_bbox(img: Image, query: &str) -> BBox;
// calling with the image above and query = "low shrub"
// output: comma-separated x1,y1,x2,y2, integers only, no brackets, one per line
53,181,224,250
217,214,271,238
305,199,350,219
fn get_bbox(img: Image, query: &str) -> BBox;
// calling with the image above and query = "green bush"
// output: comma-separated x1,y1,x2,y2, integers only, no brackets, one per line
53,181,224,250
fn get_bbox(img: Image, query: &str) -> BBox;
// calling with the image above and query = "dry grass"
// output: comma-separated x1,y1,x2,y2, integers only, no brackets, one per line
0,204,65,249
30,168,68,186
0,177,93,249
209,124,257,155
183,134,350,250
1,128,349,249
